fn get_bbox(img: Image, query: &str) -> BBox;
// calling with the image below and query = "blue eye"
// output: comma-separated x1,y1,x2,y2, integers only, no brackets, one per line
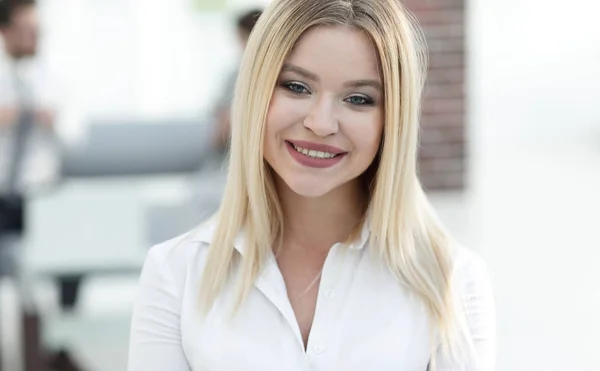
345,95,373,106
282,81,310,94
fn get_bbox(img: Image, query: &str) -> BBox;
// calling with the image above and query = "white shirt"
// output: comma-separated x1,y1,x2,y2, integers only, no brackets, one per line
0,46,61,194
128,218,496,371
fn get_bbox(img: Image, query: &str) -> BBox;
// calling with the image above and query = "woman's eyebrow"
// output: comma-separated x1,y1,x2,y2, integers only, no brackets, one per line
343,79,382,91
281,63,319,82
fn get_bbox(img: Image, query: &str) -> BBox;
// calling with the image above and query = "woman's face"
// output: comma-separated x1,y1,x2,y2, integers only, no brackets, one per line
264,25,384,198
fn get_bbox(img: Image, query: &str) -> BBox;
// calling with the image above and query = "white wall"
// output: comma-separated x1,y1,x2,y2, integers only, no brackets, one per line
469,0,600,370
472,0,600,142
39,0,269,121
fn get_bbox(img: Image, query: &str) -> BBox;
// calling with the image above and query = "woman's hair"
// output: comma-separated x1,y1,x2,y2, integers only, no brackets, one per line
199,0,473,367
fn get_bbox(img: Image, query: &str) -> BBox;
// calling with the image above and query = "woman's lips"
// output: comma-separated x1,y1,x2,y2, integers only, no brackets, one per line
285,140,347,169
286,140,346,155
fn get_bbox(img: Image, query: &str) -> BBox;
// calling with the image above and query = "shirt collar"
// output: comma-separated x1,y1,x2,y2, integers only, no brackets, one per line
347,206,372,250
189,217,247,253
191,208,372,254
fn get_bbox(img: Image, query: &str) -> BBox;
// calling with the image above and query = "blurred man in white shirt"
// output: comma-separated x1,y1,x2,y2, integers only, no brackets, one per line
0,0,60,196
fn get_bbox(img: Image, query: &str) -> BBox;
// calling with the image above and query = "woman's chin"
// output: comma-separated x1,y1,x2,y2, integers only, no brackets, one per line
283,177,335,198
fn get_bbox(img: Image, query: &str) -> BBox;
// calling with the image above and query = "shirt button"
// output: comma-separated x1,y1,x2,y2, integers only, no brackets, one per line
313,343,325,354
323,289,335,299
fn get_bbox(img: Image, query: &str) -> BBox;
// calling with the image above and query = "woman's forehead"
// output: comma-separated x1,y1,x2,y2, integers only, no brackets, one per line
283,25,381,82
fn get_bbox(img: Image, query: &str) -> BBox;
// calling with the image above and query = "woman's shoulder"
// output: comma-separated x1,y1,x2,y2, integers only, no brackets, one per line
449,244,495,319
143,219,216,286
451,245,491,281
443,246,496,368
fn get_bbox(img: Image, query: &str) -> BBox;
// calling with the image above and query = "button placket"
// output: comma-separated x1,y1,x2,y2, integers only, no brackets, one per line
323,288,335,299
312,342,325,355
305,247,338,366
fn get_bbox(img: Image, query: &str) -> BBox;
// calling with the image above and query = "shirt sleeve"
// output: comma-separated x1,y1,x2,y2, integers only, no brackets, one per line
128,247,191,371
435,251,497,371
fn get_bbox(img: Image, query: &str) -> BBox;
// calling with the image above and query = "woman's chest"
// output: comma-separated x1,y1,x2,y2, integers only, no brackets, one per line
180,274,432,371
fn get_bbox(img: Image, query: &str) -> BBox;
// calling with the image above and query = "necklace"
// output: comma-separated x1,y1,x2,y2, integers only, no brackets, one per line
294,269,323,300
274,246,325,301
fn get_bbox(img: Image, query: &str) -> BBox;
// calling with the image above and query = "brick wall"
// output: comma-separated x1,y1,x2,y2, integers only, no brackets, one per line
404,0,466,190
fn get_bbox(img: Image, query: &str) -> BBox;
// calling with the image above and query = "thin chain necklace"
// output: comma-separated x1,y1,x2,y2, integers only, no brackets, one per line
294,269,323,300
274,244,325,301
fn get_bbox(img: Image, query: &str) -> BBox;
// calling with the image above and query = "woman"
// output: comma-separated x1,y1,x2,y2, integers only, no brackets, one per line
128,0,496,370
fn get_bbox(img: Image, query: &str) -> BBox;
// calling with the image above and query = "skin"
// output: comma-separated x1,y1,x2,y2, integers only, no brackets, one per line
263,25,384,347
1,4,39,59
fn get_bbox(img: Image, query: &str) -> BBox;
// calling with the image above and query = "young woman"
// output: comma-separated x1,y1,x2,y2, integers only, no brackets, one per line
128,0,495,370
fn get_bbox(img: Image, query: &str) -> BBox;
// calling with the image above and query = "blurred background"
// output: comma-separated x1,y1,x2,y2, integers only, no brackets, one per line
0,0,598,370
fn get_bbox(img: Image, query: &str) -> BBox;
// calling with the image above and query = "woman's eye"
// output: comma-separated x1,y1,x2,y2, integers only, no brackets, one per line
345,95,373,106
282,81,309,94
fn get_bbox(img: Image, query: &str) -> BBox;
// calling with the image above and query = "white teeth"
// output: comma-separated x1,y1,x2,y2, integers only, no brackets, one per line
291,144,337,159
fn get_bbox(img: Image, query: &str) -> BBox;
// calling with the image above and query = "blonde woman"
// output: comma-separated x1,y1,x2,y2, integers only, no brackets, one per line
128,0,496,370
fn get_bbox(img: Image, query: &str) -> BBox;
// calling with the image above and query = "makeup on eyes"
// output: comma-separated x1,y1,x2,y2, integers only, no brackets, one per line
279,81,377,107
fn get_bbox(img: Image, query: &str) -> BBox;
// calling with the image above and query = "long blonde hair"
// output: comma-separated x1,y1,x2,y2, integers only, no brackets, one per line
200,0,471,366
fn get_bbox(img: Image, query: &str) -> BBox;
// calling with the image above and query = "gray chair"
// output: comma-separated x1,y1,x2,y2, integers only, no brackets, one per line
62,117,214,177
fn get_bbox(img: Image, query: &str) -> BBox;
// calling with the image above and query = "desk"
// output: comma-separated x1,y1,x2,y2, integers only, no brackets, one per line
23,177,172,278
3,174,222,370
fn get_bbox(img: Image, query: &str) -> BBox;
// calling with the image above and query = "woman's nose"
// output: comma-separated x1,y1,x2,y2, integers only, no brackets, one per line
302,97,339,137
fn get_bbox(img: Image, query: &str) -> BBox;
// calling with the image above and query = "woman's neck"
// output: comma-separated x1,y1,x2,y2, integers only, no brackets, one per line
275,176,366,252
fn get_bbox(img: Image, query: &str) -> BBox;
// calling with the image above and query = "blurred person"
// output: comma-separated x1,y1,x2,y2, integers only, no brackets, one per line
128,0,496,370
0,0,61,276
0,0,60,287
210,8,262,155
0,2,75,370
188,10,264,225
0,0,60,198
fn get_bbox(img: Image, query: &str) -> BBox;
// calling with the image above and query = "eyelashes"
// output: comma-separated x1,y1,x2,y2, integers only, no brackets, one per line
281,81,310,95
345,95,373,106
279,81,375,106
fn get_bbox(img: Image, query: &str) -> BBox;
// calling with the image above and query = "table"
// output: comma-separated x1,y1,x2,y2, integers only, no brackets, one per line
2,173,225,370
